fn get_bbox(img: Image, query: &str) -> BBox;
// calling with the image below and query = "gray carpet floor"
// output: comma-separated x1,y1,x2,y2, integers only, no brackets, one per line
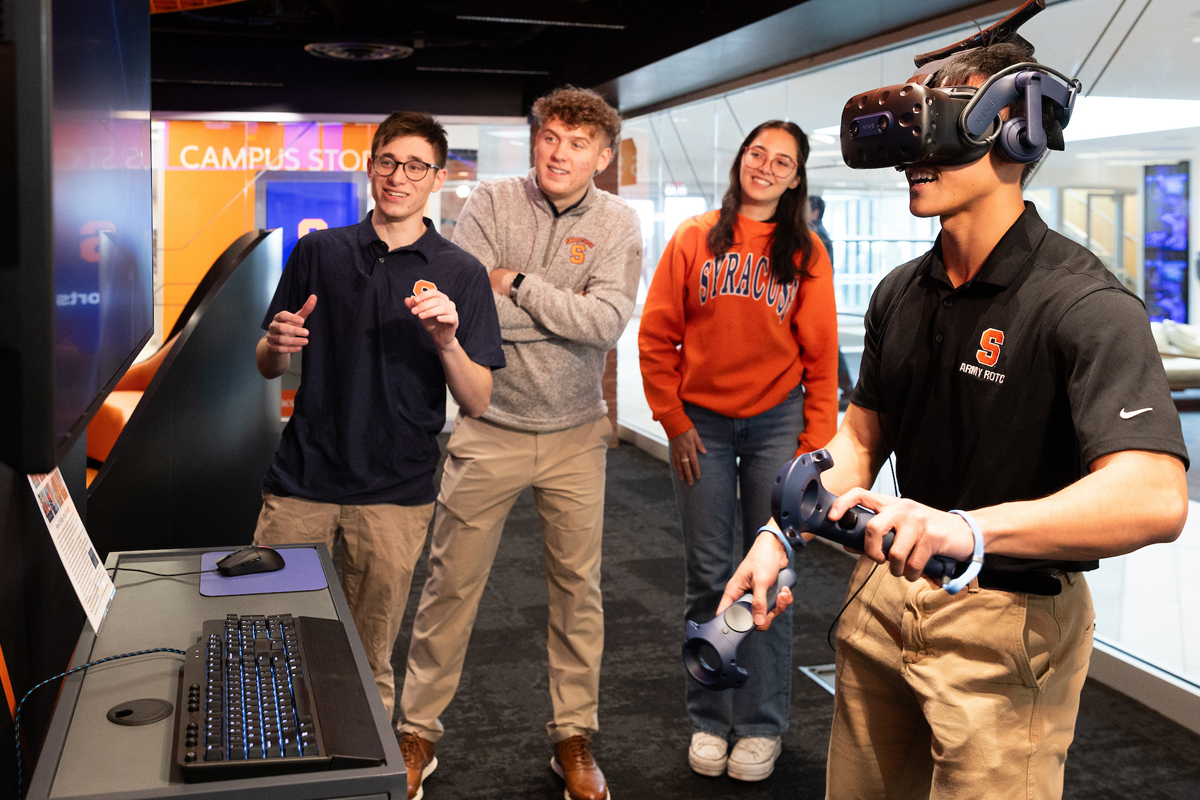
382,440,1200,799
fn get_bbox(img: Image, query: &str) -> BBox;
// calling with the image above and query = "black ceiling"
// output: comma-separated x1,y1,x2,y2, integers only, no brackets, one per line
150,0,809,117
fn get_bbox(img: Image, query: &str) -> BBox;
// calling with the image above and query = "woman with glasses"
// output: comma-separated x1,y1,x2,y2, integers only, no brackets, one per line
638,120,838,781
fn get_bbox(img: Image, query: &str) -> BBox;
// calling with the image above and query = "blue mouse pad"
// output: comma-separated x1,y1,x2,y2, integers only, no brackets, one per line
199,547,328,597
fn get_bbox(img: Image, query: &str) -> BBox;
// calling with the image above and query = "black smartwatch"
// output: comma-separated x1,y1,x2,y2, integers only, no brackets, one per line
509,272,526,297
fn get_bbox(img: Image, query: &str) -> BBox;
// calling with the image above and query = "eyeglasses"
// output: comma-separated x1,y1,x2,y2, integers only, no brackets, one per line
743,147,798,178
372,155,441,181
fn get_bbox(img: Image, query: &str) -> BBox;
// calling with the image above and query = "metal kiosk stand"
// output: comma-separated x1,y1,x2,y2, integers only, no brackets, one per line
25,544,404,800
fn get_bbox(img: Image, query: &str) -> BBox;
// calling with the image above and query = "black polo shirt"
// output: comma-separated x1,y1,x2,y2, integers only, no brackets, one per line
261,215,505,506
854,203,1188,572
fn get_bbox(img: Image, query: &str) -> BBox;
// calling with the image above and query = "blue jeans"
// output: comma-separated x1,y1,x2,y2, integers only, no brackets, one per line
673,385,804,738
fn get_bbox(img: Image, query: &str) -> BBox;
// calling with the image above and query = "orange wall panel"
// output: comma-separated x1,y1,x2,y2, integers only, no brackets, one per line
160,121,378,337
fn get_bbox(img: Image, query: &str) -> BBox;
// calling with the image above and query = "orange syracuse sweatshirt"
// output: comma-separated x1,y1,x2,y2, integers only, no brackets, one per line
638,210,839,455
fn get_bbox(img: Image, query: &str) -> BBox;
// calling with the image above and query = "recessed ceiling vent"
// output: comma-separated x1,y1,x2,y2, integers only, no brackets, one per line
304,42,415,61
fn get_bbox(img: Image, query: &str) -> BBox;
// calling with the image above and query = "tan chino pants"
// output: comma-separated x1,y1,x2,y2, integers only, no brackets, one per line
253,492,435,720
827,557,1095,800
398,414,612,743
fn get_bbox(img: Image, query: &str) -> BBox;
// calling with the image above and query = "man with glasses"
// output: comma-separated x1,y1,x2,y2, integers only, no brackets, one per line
396,86,641,800
253,111,504,722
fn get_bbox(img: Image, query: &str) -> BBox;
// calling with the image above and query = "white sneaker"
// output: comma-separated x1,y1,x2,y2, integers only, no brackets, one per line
727,735,782,781
688,731,728,776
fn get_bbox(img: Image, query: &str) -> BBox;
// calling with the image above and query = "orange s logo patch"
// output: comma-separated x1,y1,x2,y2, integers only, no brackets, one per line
566,236,595,265
976,328,1004,367
412,279,437,299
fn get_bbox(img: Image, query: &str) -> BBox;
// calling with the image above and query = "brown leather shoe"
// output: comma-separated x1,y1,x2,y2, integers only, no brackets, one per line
551,736,610,800
398,732,437,800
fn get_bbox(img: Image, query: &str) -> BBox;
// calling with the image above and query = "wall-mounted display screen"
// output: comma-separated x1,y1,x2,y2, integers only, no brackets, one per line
266,182,363,268
51,0,153,451
1143,162,1190,323
0,0,152,472
255,171,370,270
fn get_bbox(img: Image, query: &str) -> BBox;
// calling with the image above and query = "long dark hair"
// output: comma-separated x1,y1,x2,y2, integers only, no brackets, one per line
705,120,814,285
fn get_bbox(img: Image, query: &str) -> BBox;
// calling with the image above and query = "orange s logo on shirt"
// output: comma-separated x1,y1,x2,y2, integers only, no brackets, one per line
976,328,1004,367
566,237,595,265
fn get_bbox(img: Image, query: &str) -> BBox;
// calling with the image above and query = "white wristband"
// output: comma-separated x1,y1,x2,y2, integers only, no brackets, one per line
944,509,985,594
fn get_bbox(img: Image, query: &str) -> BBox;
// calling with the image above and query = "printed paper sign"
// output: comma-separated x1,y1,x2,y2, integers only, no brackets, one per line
27,469,115,632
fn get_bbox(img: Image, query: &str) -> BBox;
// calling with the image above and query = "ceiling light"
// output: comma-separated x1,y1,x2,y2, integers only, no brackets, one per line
304,42,414,61
456,15,624,30
456,185,471,198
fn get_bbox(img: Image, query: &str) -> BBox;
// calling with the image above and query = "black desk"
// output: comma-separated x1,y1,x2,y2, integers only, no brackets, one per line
26,545,404,800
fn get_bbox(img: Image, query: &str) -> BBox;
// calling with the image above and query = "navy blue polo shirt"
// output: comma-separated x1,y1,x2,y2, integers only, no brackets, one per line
854,203,1188,573
261,215,505,506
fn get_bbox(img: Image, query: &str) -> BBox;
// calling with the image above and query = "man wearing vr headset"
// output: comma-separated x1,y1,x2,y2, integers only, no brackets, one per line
719,39,1188,799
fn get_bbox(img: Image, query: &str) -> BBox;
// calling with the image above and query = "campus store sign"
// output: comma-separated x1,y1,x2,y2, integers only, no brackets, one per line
166,120,377,172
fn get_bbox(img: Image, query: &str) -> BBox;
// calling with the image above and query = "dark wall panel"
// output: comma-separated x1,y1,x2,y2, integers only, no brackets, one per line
0,436,87,797
86,230,284,555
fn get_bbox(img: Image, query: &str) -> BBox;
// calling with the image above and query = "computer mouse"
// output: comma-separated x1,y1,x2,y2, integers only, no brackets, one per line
215,546,286,576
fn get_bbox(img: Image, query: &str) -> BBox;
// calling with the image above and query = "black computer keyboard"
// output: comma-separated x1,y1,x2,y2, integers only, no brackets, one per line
174,613,386,782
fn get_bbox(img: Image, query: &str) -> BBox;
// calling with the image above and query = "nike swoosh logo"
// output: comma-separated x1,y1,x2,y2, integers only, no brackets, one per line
1120,407,1152,419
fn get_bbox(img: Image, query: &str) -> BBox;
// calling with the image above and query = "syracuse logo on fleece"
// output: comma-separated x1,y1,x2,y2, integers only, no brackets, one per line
697,252,798,322
567,237,595,264
959,328,1006,384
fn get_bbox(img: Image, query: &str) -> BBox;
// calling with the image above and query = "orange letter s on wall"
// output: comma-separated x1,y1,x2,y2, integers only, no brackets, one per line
976,328,1004,367
298,219,328,239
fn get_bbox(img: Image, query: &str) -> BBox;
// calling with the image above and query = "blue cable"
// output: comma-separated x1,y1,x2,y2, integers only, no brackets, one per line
12,647,186,800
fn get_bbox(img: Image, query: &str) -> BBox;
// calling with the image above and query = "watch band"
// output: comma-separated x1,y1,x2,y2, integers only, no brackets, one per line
509,272,526,296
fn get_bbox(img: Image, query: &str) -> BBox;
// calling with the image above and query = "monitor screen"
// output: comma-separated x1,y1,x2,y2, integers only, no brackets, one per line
51,0,153,452
0,0,152,471
50,0,153,462
1143,162,1189,323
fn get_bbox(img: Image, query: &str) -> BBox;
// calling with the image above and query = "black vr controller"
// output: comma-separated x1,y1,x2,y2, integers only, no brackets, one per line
770,449,963,583
839,0,1081,170
683,568,796,691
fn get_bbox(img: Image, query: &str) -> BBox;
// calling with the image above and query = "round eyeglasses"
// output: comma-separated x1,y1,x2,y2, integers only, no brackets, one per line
372,155,442,181
742,147,798,178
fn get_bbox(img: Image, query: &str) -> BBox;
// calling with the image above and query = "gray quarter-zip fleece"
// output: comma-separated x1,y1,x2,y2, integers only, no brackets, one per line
452,169,642,431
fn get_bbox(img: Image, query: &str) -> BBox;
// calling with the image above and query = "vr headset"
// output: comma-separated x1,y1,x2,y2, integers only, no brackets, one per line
840,0,1081,169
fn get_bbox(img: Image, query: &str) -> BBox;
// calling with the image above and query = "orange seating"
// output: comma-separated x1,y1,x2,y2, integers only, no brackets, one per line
85,333,179,485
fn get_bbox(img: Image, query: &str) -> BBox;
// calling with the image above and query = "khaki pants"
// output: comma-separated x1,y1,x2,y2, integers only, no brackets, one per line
827,557,1095,800
398,414,612,743
253,492,435,720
